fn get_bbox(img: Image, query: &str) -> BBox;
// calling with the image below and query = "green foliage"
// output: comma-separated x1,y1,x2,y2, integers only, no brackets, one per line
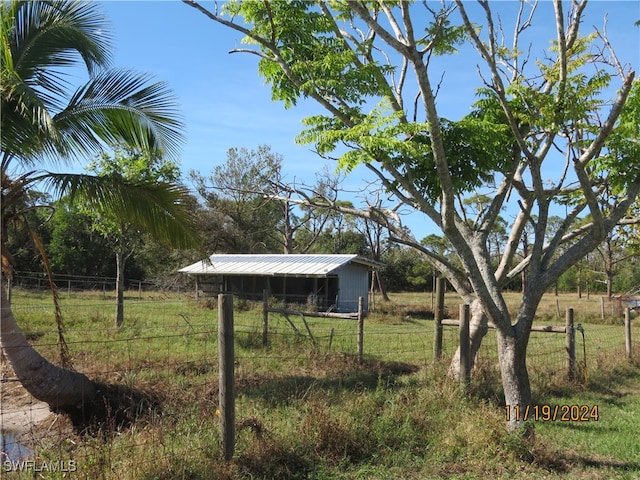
88,148,181,184
612,256,640,293
594,80,640,192
404,116,513,201
220,2,515,202
43,171,199,251
420,6,469,55
381,246,435,292
1,189,53,272
48,198,115,276
81,148,183,244
0,0,111,161
1,0,195,286
306,228,370,256
299,102,514,201
529,34,613,130
227,1,389,108
191,145,285,253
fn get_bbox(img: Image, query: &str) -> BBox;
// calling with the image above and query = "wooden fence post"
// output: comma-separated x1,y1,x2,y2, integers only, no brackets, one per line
357,296,364,363
566,308,576,382
218,294,235,460
262,289,269,347
459,304,471,389
434,277,445,360
625,307,632,360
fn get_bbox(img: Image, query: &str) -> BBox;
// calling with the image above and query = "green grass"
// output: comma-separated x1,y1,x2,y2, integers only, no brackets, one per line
534,359,640,477
4,288,640,479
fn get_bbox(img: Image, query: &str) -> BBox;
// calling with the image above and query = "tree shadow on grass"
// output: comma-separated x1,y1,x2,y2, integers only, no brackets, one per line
57,381,163,438
534,447,640,476
233,356,420,407
532,357,640,408
568,455,640,474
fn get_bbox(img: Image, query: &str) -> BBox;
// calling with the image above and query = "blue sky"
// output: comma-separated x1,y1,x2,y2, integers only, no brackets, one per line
96,1,639,240
99,1,328,178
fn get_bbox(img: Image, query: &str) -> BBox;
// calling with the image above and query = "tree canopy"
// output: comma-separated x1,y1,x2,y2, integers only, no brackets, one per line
1,0,197,410
184,0,639,430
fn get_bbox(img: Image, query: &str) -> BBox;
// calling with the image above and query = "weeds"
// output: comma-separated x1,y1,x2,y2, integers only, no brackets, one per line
4,289,640,479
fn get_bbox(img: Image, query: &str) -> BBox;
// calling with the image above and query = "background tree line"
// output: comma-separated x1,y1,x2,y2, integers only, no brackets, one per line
4,0,637,431
7,144,640,296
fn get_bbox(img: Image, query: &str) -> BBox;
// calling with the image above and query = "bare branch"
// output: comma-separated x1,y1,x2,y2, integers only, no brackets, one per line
577,72,636,167
455,0,535,162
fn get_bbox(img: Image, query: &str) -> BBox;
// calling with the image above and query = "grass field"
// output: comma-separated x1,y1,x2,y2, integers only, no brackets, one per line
2,288,639,479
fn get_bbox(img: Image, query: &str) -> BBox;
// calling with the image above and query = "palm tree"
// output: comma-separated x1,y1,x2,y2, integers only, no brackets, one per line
1,1,199,411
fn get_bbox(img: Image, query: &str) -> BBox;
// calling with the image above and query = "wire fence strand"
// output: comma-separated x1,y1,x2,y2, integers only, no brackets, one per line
1,293,636,477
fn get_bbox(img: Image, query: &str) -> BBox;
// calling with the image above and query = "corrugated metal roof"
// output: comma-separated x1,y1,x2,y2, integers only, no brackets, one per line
178,254,380,277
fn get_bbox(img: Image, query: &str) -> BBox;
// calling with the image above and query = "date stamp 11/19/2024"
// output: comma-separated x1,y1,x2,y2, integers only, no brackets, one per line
505,404,599,422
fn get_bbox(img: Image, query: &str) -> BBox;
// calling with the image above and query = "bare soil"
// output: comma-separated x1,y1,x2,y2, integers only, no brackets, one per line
1,359,72,456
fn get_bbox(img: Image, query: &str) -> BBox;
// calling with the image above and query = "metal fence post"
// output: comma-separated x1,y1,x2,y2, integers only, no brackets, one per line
459,304,471,389
434,277,445,360
262,289,269,347
625,307,632,360
566,308,576,382
218,294,235,460
357,296,364,363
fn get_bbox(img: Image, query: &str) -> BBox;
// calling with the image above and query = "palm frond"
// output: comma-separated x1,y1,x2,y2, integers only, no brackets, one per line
53,69,185,159
1,0,112,165
2,1,184,167
42,172,201,250
11,0,112,78
1,82,57,162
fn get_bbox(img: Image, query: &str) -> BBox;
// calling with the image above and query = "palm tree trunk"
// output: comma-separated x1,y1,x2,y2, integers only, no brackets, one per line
1,279,96,410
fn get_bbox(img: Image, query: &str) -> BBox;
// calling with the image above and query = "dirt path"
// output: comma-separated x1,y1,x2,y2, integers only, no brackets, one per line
1,381,51,432
1,361,56,457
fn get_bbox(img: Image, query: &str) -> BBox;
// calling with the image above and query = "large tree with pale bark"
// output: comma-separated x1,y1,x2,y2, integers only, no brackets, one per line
1,0,199,412
183,0,639,430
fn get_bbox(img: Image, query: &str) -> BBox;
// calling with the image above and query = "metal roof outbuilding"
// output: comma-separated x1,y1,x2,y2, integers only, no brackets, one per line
178,254,381,313
178,254,379,277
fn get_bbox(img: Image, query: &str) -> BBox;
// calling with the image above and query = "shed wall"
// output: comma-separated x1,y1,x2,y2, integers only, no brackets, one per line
337,263,370,313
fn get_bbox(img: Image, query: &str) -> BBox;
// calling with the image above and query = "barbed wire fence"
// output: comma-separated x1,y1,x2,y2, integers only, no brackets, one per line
1,285,636,476
9,271,189,299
